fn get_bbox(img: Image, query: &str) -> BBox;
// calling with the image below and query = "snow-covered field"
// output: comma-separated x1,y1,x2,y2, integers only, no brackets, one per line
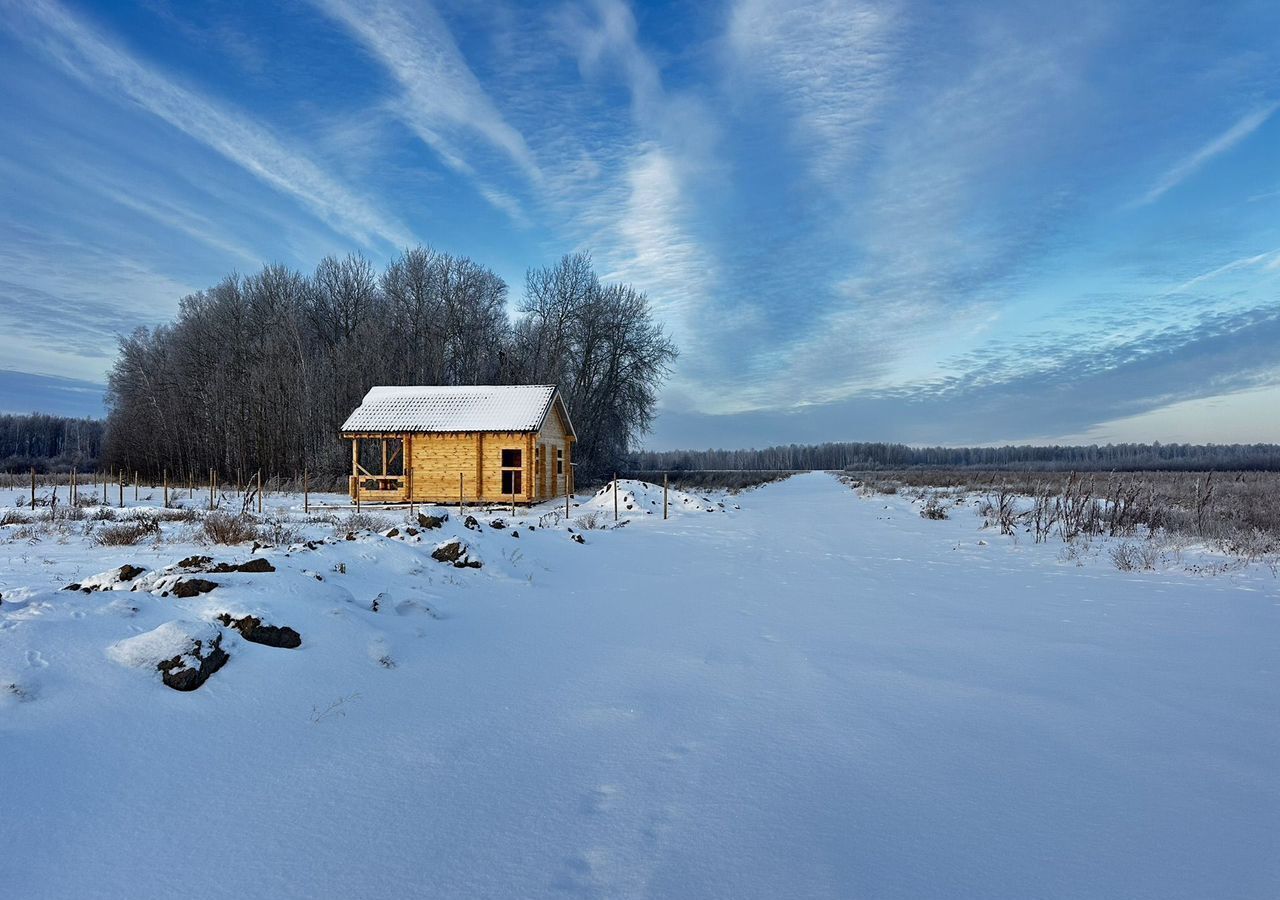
1,473,1276,899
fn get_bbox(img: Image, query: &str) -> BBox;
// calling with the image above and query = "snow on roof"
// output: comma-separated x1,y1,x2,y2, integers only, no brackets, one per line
340,385,568,434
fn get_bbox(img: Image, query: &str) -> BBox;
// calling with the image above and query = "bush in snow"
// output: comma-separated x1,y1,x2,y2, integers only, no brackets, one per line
94,515,160,546
920,494,949,520
1110,540,1159,572
203,511,259,544
336,512,391,534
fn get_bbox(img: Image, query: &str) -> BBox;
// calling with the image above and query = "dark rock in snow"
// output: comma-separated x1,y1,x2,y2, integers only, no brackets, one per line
571,534,585,544
217,613,301,649
464,515,480,531
63,583,81,592
488,518,506,530
171,578,218,599
417,513,447,529
385,528,400,538
117,564,146,582
432,539,482,568
157,633,229,691
404,527,419,537
210,558,275,574
511,530,519,538
177,555,213,570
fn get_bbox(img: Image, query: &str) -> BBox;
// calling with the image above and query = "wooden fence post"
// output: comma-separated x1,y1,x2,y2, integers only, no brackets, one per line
664,472,668,520
119,471,124,509
30,467,35,509
133,471,138,502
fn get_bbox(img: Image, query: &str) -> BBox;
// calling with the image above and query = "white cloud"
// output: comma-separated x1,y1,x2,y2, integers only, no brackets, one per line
12,0,414,249
727,0,898,183
310,0,540,221
1135,103,1278,206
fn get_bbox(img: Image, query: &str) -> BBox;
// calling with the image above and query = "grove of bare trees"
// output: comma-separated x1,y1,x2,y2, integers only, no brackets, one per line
102,249,676,481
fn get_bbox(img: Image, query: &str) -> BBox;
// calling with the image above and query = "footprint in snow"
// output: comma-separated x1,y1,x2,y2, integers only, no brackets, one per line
581,784,621,815
26,649,49,668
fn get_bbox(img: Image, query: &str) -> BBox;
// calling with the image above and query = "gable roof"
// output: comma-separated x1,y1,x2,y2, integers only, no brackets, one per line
340,385,574,437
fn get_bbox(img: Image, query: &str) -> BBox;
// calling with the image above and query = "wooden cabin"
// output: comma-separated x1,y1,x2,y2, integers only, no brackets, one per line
339,385,576,506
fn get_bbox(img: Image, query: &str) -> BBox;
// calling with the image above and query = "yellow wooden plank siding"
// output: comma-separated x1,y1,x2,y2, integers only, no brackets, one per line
533,400,572,499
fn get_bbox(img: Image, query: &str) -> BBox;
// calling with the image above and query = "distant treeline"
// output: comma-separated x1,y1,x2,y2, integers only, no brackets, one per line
102,250,676,480
0,413,105,473
630,441,1280,472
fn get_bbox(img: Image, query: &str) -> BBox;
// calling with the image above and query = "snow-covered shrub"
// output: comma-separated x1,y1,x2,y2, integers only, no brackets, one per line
95,515,160,546
920,494,949,520
202,511,259,544
1110,540,1159,572
337,512,391,534
0,509,32,526
258,519,302,547
576,511,605,530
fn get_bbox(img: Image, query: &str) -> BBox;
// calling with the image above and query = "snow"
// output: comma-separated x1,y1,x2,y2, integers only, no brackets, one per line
341,384,564,433
106,619,220,670
1,473,1277,898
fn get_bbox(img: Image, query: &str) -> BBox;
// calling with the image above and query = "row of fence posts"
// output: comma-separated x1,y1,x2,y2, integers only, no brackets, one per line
18,467,676,524
21,467,313,514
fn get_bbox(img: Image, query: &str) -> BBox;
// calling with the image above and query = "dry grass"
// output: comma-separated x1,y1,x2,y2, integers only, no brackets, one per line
0,509,33,526
94,515,161,546
848,469,1280,571
203,511,260,544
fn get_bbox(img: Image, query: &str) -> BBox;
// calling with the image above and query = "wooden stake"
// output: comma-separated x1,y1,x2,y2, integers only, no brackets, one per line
71,468,76,507
459,472,464,515
133,471,138,502
30,467,35,509
209,469,215,511
257,470,263,513
664,472,669,520
118,472,124,509
163,469,169,508
355,473,361,511
304,468,309,515
614,473,619,522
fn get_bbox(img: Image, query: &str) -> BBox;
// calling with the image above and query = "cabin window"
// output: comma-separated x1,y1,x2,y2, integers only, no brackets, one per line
556,448,564,475
501,448,522,495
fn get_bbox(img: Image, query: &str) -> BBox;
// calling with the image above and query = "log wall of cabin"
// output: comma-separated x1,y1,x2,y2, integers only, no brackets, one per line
405,431,535,503
533,407,571,499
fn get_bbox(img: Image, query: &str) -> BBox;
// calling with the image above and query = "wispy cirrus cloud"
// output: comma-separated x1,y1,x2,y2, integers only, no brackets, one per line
308,0,540,223
1135,102,1277,206
5,0,413,249
548,0,722,388
727,0,899,183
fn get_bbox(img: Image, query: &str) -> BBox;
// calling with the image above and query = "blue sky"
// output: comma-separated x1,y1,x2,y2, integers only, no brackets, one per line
1,0,1278,448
